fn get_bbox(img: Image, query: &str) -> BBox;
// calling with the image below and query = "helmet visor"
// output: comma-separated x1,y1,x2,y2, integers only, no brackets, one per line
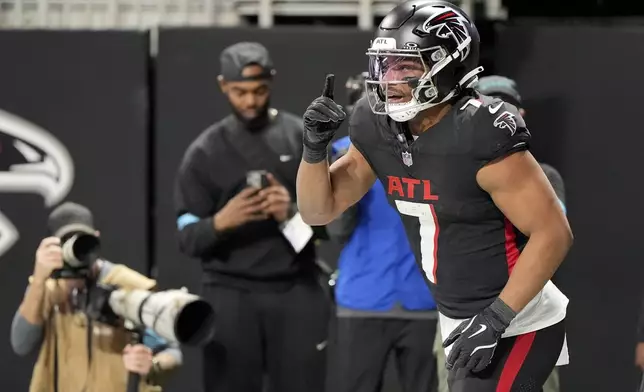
365,53,432,116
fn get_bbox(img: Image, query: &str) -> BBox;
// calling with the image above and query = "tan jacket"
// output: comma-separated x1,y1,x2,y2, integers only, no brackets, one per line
29,264,162,392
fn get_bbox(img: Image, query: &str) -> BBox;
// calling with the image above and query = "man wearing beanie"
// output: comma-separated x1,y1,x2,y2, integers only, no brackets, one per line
174,42,328,392
11,202,182,392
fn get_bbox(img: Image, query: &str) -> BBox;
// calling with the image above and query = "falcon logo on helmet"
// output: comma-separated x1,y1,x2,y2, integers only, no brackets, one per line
364,0,484,123
420,9,472,60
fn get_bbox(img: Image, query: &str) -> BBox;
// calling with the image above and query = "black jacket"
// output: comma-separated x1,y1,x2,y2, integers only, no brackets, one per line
174,110,317,291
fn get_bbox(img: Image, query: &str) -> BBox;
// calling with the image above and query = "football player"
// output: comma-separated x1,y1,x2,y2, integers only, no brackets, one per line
296,1,572,391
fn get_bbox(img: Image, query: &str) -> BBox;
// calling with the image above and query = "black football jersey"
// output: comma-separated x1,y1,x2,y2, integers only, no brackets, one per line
349,93,532,319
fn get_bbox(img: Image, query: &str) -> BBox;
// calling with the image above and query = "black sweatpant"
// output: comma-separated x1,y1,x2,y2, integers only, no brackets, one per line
201,279,330,392
326,316,438,392
448,320,565,392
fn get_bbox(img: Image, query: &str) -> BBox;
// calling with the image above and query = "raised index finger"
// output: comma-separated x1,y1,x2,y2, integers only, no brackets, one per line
322,74,335,99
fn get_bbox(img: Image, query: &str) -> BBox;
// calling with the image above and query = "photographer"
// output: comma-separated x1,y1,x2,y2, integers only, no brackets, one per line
11,202,182,392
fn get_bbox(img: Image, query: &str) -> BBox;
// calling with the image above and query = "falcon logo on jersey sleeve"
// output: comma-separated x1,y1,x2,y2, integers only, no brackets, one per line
420,9,472,60
493,111,517,135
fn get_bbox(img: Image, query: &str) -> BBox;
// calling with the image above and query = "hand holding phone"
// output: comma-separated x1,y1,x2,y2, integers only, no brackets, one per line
258,173,292,223
246,170,270,189
213,186,268,231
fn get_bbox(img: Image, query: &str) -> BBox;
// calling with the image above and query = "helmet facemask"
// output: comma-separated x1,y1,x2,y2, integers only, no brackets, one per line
365,42,482,122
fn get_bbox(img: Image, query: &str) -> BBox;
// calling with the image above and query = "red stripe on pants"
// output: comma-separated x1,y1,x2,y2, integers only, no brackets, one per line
496,332,537,392
504,218,521,274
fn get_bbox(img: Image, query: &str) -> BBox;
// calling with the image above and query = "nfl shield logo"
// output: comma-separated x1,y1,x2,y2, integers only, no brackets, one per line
401,151,413,167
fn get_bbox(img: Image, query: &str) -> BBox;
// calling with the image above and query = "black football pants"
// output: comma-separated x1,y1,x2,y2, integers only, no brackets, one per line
326,316,439,392
447,320,565,392
201,280,330,392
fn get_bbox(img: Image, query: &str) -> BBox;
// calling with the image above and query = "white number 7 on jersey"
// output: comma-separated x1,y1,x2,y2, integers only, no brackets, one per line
394,200,440,284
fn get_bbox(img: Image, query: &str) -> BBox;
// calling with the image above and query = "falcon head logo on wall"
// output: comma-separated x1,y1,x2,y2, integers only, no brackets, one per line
0,109,75,258
420,8,473,60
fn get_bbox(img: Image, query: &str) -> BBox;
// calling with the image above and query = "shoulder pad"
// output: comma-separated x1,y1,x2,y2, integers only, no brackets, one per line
463,94,531,164
477,95,526,133
457,95,524,129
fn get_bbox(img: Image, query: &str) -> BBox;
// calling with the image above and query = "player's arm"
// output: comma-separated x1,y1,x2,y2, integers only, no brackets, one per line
539,162,566,210
297,144,375,226
477,150,573,313
297,74,376,226
324,143,360,244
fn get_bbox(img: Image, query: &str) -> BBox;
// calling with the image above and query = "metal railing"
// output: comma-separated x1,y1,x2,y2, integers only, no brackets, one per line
0,0,225,28
0,0,506,29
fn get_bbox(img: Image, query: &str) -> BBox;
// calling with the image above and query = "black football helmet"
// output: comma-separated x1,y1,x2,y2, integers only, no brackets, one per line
365,0,483,122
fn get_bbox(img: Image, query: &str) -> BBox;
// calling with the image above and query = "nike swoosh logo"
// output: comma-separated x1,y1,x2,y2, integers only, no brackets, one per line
471,342,498,356
280,155,293,162
468,324,487,339
316,341,327,351
488,102,503,114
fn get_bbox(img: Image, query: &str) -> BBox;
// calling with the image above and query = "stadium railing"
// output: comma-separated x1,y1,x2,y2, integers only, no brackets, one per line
0,0,506,31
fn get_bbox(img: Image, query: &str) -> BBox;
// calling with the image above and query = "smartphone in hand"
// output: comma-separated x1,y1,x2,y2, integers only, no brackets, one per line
246,170,270,189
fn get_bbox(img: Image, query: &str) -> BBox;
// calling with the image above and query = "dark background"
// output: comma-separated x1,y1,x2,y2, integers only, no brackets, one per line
0,31,150,391
0,22,641,392
493,23,644,391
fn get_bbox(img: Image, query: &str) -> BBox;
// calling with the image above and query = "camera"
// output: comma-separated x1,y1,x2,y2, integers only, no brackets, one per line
62,232,100,267
51,231,101,279
48,202,101,279
85,284,216,346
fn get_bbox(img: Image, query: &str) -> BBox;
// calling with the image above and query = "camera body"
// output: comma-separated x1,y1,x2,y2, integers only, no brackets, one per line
51,231,101,279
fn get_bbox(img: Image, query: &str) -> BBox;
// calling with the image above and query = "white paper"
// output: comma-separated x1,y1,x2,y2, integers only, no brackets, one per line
281,212,314,253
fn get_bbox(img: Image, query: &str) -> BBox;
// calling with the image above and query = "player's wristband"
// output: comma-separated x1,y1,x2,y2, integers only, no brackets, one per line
302,142,328,164
488,297,517,330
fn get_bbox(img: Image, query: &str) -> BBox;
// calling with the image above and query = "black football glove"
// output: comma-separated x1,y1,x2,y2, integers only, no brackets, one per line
443,297,517,373
302,74,346,164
